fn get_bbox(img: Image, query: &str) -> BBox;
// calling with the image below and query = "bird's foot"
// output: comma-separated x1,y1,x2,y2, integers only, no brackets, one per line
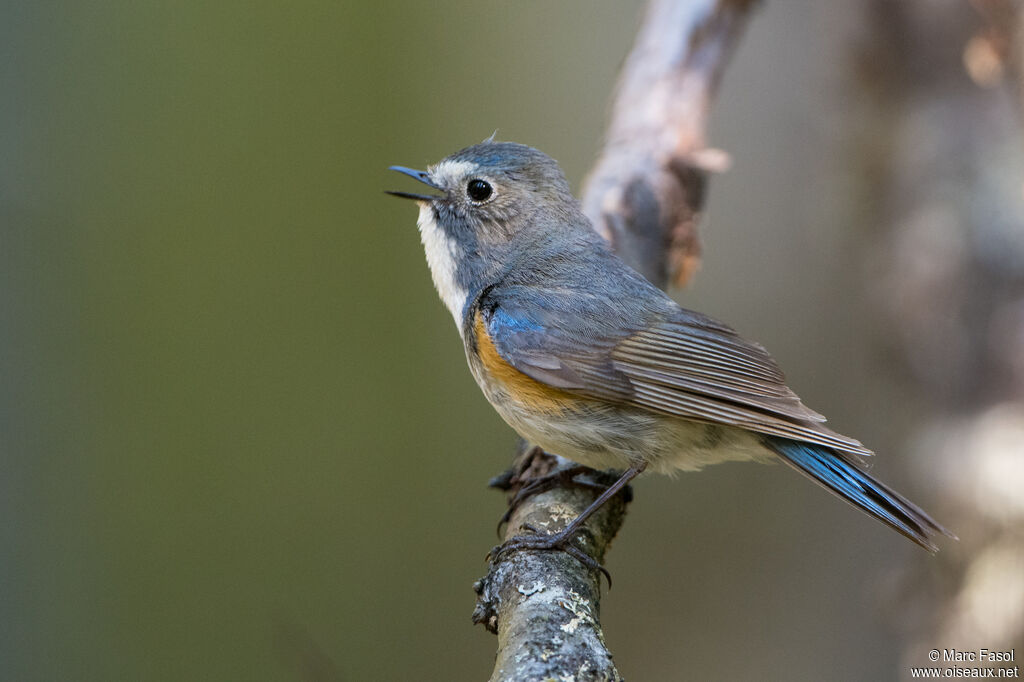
489,523,612,587
495,464,612,535
488,443,550,492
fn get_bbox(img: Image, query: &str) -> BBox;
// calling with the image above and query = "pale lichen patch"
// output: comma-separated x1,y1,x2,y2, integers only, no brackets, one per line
557,589,595,634
547,503,581,525
517,581,546,596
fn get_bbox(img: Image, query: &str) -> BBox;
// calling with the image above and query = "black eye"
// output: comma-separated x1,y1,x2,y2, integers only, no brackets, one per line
466,179,492,202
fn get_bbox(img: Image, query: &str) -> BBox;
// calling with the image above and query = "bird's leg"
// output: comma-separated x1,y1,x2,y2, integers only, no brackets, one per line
494,464,611,535
491,445,613,534
490,462,647,584
487,443,551,493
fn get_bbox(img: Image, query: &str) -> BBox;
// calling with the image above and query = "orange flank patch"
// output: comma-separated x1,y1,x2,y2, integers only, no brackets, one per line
474,312,575,415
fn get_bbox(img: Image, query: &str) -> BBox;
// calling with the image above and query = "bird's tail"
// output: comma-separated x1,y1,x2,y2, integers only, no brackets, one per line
764,436,955,552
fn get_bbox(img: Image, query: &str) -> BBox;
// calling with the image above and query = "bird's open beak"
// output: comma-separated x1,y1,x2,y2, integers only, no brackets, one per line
386,166,443,202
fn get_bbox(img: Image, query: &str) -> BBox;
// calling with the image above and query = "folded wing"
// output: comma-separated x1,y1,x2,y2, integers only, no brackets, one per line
479,284,872,459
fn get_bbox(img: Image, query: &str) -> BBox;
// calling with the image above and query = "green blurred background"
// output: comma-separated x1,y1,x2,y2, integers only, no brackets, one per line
2,2,980,680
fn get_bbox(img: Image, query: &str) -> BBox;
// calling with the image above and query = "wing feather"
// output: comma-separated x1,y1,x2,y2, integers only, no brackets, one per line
477,285,872,460
631,383,870,456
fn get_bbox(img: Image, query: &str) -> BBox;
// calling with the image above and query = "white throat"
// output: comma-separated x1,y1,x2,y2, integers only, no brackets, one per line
417,203,468,330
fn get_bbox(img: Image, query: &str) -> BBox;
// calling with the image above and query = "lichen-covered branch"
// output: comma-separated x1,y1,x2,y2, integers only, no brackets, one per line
473,452,627,681
472,2,759,680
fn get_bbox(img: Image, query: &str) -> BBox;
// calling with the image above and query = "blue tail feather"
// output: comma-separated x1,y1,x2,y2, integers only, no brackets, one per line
764,437,953,552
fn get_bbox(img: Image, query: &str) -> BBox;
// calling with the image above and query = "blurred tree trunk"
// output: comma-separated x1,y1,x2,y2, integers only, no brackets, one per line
849,1,1024,675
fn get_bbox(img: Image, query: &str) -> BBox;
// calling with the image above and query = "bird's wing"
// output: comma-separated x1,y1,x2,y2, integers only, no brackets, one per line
478,284,872,459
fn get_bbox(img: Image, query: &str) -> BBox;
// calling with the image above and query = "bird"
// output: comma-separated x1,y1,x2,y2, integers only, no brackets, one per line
387,139,952,565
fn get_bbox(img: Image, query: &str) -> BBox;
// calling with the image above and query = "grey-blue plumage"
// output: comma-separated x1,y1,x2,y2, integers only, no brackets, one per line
389,140,953,554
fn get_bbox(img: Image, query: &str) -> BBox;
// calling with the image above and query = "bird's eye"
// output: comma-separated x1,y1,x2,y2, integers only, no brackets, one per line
466,179,492,202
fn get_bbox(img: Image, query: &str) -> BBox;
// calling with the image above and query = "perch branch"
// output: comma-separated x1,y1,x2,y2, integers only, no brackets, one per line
472,1,758,680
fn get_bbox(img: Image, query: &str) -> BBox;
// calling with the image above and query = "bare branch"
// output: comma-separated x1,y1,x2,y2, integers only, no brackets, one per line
473,2,759,680
583,0,757,288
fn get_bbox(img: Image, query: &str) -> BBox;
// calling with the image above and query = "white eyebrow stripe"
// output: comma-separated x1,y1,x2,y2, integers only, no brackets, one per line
430,160,479,186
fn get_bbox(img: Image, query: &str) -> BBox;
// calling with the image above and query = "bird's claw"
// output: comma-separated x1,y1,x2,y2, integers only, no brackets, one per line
495,466,610,536
489,524,612,587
